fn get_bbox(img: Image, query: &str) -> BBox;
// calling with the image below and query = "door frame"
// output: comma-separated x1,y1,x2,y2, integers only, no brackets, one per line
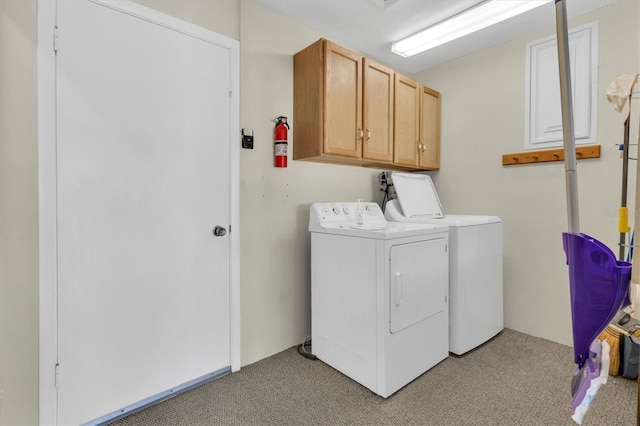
37,1,240,423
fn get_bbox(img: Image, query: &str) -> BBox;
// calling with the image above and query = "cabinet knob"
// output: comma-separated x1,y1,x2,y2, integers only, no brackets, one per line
358,128,364,139
366,129,371,141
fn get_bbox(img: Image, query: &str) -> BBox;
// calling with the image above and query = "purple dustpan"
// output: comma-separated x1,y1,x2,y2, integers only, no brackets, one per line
562,232,631,368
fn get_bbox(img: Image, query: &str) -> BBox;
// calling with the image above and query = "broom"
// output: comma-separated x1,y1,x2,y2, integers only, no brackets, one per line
598,326,621,376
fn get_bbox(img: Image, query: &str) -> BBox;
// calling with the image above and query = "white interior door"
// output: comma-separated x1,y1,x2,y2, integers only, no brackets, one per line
54,1,233,424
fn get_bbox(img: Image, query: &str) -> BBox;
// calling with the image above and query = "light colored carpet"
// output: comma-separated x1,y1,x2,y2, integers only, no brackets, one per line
111,329,637,425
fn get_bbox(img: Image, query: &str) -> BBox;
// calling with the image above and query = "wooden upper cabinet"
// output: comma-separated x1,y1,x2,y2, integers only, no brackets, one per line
293,38,439,170
420,85,441,170
393,74,421,167
363,59,394,163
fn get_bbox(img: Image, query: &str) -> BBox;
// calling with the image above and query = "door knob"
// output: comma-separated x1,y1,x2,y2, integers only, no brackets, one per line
213,226,227,237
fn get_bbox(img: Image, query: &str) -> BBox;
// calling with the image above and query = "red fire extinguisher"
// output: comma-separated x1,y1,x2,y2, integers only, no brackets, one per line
274,116,289,168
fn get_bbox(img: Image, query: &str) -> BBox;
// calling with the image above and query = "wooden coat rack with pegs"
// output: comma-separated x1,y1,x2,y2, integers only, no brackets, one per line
502,145,600,166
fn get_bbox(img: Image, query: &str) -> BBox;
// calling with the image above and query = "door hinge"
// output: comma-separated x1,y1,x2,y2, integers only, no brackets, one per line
229,225,232,233
445,244,448,252
53,26,59,53
55,363,60,388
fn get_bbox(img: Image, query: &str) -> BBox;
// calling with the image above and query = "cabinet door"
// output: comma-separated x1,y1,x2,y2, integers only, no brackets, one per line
324,42,362,158
393,74,420,167
420,86,441,169
362,59,393,163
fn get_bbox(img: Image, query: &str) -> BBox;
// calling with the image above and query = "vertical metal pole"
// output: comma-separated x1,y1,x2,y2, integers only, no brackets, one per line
620,117,631,260
555,0,579,234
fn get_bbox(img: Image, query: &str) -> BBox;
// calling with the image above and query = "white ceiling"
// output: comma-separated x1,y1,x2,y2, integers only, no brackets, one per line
257,0,617,74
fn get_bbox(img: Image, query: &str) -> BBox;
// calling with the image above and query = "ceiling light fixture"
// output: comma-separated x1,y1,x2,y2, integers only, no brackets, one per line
391,0,552,57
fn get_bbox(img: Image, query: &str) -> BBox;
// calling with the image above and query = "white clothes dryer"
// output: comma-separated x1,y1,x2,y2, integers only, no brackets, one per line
385,173,503,355
309,201,449,397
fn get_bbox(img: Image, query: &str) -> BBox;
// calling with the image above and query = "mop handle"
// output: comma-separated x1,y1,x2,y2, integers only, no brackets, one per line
619,117,631,260
555,0,580,235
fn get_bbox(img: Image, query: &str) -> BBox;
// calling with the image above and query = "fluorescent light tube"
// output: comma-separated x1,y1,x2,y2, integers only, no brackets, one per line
392,0,552,57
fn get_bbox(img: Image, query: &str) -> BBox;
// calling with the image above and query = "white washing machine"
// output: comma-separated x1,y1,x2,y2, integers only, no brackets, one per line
385,173,503,356
309,201,449,398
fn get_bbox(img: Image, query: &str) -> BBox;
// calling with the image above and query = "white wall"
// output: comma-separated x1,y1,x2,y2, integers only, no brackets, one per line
415,0,640,346
238,1,381,365
0,1,38,424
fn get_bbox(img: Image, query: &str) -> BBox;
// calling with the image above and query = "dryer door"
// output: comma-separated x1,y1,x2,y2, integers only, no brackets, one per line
389,238,447,333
